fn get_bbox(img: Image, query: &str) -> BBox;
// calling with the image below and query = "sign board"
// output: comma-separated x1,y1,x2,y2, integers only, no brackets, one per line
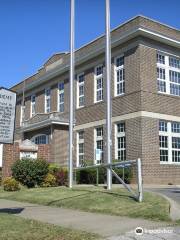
0,87,16,144
95,149,102,164
19,139,38,160
20,152,37,160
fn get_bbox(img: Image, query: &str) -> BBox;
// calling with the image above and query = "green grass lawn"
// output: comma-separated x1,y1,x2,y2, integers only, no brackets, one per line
0,213,99,240
0,186,170,222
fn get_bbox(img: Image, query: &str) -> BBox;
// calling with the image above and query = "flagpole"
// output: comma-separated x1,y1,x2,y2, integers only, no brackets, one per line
105,0,112,190
69,0,75,188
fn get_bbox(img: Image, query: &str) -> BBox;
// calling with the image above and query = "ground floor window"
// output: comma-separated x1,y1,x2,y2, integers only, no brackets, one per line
31,134,48,145
77,131,84,167
159,120,180,164
115,122,126,161
94,127,103,164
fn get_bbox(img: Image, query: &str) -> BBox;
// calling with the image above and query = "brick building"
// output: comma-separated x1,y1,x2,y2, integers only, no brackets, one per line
2,15,180,184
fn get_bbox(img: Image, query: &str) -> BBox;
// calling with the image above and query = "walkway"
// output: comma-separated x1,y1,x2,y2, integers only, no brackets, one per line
0,199,179,239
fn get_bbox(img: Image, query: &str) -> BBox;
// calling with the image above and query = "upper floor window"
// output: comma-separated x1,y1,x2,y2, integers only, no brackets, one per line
45,88,51,113
114,55,125,96
115,122,126,161
31,95,36,117
94,127,103,164
159,120,180,164
77,73,85,108
157,52,180,96
94,65,103,102
58,82,64,113
31,134,48,145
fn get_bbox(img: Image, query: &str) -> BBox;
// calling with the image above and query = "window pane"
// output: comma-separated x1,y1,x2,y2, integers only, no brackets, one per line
169,57,180,69
169,71,180,84
160,150,168,162
157,68,165,80
172,122,180,133
170,84,180,96
116,56,124,67
159,121,167,132
158,80,166,92
157,54,165,64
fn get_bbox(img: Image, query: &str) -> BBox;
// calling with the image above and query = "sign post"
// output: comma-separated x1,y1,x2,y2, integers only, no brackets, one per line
0,87,16,144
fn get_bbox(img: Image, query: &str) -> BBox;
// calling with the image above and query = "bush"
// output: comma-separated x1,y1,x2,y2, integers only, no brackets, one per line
55,168,68,186
48,163,60,175
12,158,49,188
76,166,132,184
42,173,57,187
3,177,20,191
76,167,106,184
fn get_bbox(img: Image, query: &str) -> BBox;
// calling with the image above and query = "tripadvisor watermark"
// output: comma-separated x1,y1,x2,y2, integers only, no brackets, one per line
135,227,174,236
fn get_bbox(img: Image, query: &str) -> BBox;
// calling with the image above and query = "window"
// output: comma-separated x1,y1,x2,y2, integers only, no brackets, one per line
31,134,48,145
45,88,51,113
77,73,85,108
58,82,64,113
159,120,180,164
95,65,103,102
157,53,180,96
31,95,36,117
94,127,103,164
77,131,84,167
115,122,126,161
115,56,125,96
157,67,166,93
20,105,25,126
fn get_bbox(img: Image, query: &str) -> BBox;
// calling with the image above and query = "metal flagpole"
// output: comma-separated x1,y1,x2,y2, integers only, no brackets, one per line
105,0,112,190
69,0,75,188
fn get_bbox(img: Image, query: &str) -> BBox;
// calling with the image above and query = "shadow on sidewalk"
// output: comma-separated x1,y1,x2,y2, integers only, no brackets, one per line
0,208,24,214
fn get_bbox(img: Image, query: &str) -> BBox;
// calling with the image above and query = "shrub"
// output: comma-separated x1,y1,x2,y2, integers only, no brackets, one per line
55,168,68,186
12,158,49,188
76,167,106,184
48,163,60,175
76,166,132,184
3,177,20,191
42,173,57,187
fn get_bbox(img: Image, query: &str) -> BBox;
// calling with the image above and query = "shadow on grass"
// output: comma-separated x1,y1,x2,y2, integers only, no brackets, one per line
47,187,136,206
0,208,24,214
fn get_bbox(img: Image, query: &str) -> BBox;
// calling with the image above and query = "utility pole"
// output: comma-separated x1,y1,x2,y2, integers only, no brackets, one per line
105,0,112,190
69,0,75,188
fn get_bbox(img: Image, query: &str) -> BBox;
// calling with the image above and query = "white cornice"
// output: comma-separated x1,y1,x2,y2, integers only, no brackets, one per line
16,27,180,95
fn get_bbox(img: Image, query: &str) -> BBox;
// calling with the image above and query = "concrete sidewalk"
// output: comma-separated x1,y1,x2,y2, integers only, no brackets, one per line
0,199,179,239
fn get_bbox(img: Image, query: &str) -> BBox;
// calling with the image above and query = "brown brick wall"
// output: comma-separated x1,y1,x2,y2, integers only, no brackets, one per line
2,143,52,179
2,143,19,179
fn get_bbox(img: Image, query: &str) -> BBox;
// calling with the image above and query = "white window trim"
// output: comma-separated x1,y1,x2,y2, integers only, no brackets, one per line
114,122,126,160
159,121,180,165
30,94,36,118
157,52,180,96
114,55,125,97
77,72,85,109
76,131,84,167
58,81,64,113
45,88,51,113
94,64,104,103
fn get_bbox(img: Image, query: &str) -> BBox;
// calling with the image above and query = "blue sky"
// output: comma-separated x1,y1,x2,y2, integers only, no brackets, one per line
0,0,179,88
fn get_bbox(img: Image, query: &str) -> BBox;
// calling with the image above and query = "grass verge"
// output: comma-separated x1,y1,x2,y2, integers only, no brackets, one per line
0,186,170,222
0,213,100,240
